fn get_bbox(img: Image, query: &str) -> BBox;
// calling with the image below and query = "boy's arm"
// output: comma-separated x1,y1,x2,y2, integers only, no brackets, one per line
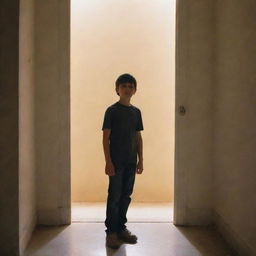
102,129,115,176
136,131,144,174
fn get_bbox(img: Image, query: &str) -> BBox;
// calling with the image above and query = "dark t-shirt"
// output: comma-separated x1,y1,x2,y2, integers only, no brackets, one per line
102,102,144,165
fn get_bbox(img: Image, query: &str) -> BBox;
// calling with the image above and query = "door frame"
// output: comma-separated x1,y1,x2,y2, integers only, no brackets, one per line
35,0,209,226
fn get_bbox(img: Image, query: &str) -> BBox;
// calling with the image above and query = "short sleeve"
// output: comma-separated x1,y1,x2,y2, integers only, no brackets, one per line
136,109,144,131
102,108,112,130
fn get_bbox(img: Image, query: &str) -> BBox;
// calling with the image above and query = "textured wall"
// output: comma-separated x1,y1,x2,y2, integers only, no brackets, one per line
213,1,256,255
19,0,37,254
0,1,19,255
71,0,175,202
35,0,71,225
174,0,214,225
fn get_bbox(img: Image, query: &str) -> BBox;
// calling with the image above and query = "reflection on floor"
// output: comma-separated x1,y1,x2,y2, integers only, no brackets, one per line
25,223,235,256
71,202,173,222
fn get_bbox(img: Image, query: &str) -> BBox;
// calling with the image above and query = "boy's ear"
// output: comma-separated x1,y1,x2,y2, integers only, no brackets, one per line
115,87,119,95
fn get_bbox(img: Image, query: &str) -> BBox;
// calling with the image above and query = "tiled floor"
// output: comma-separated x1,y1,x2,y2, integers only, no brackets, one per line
24,203,236,256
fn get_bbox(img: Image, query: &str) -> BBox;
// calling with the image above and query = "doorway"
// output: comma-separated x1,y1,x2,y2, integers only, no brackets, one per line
33,0,215,230
70,0,176,223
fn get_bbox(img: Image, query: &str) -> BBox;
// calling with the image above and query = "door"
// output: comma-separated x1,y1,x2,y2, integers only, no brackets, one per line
174,0,214,225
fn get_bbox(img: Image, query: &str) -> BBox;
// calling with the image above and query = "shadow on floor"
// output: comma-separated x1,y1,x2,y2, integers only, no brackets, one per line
25,225,69,255
176,225,237,256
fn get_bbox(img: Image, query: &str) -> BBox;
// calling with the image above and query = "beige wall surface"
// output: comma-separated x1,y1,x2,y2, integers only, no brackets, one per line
35,0,71,225
71,0,175,202
19,0,37,254
214,1,256,255
174,0,215,225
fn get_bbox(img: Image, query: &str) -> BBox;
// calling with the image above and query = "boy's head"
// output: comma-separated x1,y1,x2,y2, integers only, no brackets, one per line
115,73,137,96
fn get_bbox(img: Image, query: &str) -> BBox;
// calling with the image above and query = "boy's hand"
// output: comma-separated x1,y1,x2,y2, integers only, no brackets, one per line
105,161,115,176
136,160,144,174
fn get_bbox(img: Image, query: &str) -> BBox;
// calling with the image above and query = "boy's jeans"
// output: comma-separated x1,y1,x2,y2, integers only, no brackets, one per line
105,162,136,234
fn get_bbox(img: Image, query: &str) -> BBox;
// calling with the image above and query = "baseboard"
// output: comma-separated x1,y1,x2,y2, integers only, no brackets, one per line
213,210,256,256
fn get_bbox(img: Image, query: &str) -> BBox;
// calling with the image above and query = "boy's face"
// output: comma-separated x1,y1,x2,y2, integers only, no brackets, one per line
116,82,136,98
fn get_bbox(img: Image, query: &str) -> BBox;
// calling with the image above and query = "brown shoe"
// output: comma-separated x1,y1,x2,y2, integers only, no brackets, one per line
106,233,122,249
118,229,138,244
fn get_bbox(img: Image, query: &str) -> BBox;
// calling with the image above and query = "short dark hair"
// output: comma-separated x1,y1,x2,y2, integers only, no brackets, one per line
115,73,137,93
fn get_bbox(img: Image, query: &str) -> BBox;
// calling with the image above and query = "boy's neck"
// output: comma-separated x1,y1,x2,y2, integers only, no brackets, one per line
118,98,131,106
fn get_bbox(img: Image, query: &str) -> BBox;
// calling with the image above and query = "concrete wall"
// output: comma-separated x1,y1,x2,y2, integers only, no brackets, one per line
19,0,37,254
0,1,20,255
71,0,175,203
213,1,256,255
35,0,71,225
174,0,214,225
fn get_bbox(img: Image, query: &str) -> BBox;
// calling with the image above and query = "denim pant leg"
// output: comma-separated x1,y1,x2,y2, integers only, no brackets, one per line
118,163,136,232
105,164,124,233
105,163,136,234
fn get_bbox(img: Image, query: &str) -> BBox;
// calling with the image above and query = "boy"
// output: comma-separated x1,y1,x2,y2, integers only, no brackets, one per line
102,73,144,249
